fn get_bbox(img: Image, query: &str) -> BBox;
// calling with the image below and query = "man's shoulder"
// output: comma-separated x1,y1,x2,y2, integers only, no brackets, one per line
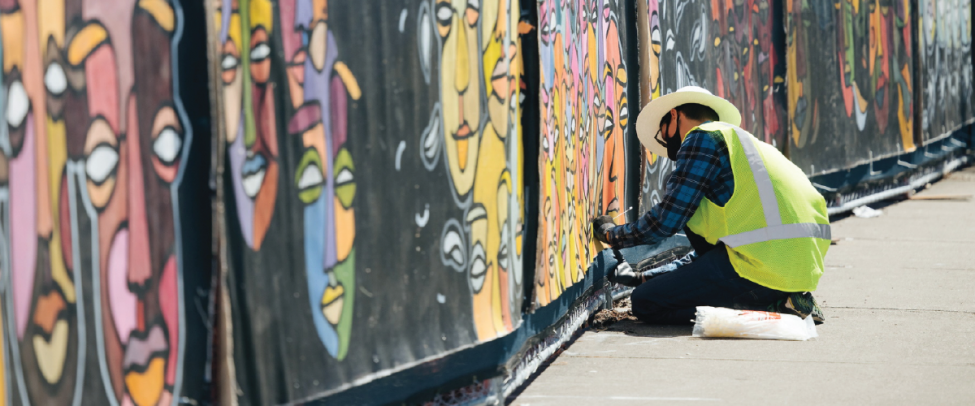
685,124,726,147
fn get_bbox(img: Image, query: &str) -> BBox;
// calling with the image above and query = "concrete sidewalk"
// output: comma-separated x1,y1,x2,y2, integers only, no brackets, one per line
510,166,975,406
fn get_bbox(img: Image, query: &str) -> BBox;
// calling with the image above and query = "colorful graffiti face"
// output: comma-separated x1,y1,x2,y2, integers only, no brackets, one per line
65,1,185,404
281,0,361,360
217,0,280,250
648,1,661,99
12,0,191,404
436,0,482,197
1,0,82,402
467,0,522,340
601,16,627,217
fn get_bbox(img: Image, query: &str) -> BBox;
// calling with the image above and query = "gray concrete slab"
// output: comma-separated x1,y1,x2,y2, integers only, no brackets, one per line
511,167,975,405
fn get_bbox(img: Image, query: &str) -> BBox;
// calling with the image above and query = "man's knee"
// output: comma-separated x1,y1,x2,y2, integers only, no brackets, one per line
629,284,664,321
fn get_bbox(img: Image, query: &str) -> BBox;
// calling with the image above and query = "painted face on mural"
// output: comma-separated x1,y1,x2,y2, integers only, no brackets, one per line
281,0,360,360
61,1,185,404
467,131,511,339
436,0,482,198
218,0,280,250
1,0,84,402
648,7,661,99
600,18,627,217
482,0,518,135
467,0,522,340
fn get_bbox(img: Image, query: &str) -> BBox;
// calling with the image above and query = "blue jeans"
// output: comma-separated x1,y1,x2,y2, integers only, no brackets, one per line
630,230,789,324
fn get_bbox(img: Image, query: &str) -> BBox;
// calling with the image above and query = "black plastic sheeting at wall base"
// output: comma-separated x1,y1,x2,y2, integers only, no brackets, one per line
810,124,975,211
303,236,688,405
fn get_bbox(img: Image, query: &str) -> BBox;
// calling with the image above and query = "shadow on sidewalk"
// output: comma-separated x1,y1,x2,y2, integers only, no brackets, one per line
595,319,693,338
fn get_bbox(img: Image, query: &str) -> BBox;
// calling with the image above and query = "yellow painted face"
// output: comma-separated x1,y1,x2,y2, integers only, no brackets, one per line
469,126,508,340
437,0,482,197
216,0,243,143
482,0,518,135
648,10,661,99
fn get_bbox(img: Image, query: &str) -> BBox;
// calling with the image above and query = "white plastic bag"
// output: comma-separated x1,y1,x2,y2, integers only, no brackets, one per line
852,205,883,218
692,306,818,341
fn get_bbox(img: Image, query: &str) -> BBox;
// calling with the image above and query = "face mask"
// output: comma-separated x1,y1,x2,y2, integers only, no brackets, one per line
654,115,682,161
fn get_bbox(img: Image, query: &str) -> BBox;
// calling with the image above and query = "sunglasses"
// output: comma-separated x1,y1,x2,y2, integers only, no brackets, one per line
654,114,675,148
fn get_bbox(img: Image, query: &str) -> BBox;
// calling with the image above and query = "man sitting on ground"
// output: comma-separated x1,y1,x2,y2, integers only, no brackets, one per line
592,86,830,324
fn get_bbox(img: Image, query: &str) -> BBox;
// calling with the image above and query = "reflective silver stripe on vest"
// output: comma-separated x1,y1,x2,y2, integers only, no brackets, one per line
717,122,781,227
709,122,831,247
720,223,832,248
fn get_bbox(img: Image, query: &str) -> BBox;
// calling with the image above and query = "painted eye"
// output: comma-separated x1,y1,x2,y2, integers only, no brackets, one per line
44,64,67,95
6,80,29,128
603,110,614,135
153,127,182,164
333,148,356,208
467,0,479,9
221,54,239,70
619,103,629,127
250,43,271,61
295,148,325,204
86,144,119,184
441,222,467,271
469,243,486,293
436,3,453,25
335,168,353,185
498,225,510,270
297,163,324,190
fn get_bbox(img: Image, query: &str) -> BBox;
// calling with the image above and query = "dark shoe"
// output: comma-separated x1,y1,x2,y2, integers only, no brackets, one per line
769,292,825,325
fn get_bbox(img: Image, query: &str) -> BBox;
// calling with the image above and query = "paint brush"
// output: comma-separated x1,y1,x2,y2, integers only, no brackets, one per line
614,206,634,221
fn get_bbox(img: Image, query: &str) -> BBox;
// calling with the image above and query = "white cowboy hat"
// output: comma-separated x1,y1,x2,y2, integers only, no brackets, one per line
636,86,741,158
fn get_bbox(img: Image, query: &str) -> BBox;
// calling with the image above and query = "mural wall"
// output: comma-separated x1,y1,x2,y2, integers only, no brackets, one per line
786,0,918,174
215,0,526,402
3,0,973,404
0,0,213,405
918,0,975,144
639,0,787,213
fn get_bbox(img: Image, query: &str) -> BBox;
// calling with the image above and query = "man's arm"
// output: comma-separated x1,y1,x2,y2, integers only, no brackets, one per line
605,130,724,248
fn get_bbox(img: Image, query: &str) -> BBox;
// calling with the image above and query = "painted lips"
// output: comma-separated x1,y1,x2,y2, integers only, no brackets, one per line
241,154,268,198
320,283,345,326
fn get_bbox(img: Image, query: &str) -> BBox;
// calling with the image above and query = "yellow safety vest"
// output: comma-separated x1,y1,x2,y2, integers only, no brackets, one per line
685,122,831,292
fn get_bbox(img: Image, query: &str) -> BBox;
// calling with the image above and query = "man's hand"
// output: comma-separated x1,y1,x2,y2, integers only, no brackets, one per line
591,215,615,244
607,260,643,287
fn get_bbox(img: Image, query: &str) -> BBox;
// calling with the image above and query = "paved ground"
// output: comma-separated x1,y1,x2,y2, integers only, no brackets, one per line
511,166,975,406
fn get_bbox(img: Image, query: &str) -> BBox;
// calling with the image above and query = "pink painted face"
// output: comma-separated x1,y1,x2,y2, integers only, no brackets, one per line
65,1,184,403
1,0,86,402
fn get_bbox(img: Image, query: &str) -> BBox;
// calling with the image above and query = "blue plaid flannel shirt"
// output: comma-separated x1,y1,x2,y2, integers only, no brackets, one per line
606,124,735,248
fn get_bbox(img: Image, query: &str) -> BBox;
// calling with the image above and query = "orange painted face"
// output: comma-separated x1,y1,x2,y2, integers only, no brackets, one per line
601,19,627,217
